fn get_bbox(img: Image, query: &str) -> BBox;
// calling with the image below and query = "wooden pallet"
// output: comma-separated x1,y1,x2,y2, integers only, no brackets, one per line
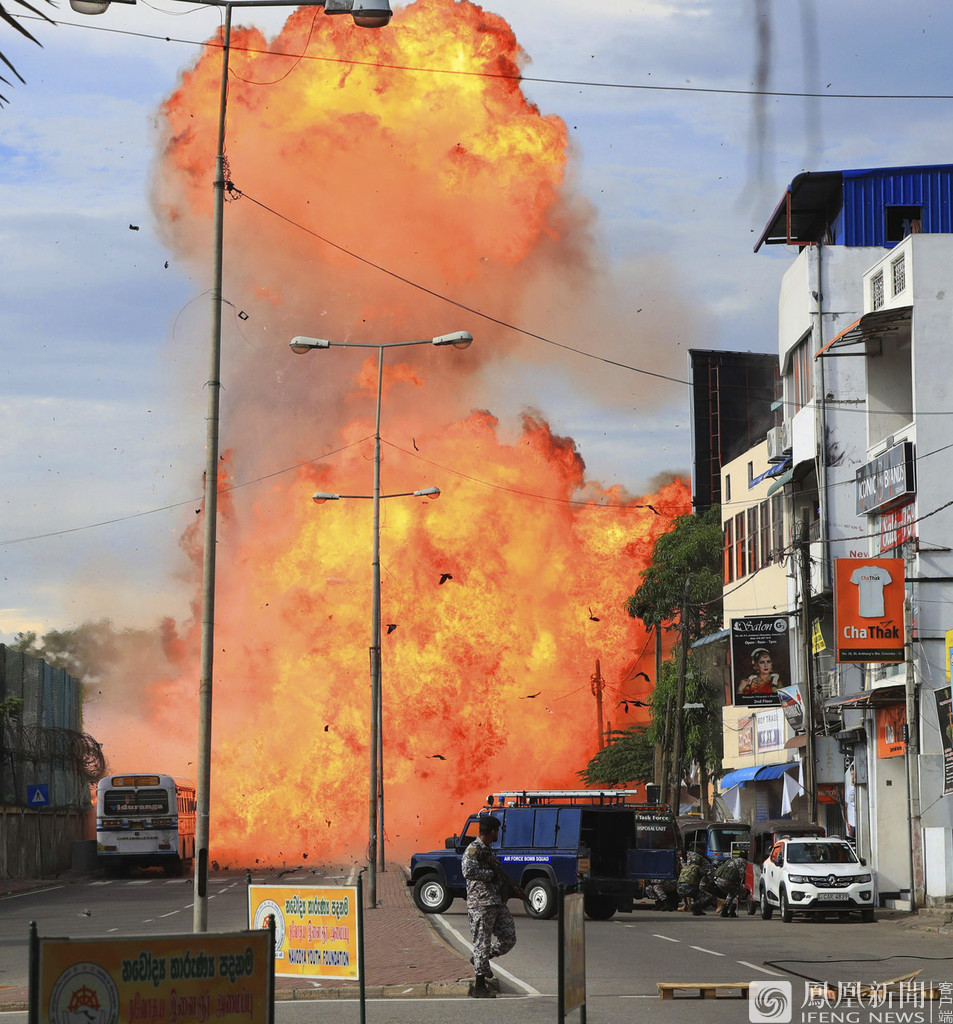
658,982,750,1000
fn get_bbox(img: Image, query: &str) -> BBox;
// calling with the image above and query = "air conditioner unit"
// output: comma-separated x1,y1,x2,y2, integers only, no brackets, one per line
779,420,792,456
767,427,784,463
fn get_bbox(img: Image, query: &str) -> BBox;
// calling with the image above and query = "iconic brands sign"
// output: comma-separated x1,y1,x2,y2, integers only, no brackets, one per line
855,441,915,516
834,557,905,663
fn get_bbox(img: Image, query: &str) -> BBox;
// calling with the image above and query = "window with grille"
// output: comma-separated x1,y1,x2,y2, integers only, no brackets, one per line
723,520,734,583
771,494,784,562
759,500,770,567
791,335,813,411
734,511,746,579
891,254,905,296
747,506,759,573
872,271,884,311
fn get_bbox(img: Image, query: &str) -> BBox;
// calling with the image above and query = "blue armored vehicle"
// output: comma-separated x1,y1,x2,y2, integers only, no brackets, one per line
408,789,679,920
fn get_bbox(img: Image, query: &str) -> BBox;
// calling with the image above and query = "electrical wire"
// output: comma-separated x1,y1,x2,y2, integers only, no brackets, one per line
21,13,953,103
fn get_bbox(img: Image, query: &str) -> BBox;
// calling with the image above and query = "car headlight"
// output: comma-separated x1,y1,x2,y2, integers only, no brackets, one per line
854,873,872,883
787,874,813,884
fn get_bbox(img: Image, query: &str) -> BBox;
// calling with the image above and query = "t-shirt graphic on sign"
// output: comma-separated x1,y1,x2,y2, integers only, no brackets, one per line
849,565,892,618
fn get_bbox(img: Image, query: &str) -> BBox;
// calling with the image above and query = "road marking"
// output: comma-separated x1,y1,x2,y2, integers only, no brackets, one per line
652,934,680,942
0,885,63,900
159,911,180,918
434,914,541,997
689,945,725,956
737,960,785,976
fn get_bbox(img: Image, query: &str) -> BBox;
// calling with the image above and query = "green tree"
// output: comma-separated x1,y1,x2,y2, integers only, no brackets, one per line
1,0,54,105
577,725,654,788
625,505,724,640
625,505,724,810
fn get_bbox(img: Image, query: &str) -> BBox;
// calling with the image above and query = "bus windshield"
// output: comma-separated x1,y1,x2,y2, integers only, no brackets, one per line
103,789,169,816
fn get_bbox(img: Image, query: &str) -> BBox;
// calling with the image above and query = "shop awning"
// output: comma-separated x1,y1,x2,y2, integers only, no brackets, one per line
718,765,761,791
825,684,905,710
766,469,794,497
750,457,792,489
755,762,799,781
814,306,911,359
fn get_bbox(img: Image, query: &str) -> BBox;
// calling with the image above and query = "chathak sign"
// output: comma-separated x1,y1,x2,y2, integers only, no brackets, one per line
855,441,915,516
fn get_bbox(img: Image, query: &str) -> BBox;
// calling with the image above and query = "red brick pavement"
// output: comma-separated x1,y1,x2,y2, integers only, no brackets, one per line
273,865,470,998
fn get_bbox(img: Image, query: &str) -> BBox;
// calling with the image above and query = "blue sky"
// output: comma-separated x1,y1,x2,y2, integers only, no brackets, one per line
2,0,952,640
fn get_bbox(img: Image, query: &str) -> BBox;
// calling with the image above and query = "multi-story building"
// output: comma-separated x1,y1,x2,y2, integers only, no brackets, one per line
717,164,953,907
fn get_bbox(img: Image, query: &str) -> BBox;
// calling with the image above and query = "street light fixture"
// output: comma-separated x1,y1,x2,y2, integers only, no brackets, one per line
69,0,392,933
290,332,472,909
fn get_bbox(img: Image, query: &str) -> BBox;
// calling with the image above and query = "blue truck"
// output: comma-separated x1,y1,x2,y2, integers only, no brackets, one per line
407,790,679,920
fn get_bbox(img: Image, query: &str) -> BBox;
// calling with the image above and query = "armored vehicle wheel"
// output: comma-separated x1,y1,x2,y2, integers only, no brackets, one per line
583,893,617,920
523,878,557,919
412,874,453,914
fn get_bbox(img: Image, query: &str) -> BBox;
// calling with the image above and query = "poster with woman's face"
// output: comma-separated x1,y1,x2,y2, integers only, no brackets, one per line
730,616,791,707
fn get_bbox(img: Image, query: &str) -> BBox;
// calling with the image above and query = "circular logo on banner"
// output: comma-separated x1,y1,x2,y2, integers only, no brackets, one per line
774,619,788,633
253,899,286,955
49,962,119,1024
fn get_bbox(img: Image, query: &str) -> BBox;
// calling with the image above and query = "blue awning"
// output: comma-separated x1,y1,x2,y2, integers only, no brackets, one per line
750,457,791,488
755,762,799,781
718,766,761,791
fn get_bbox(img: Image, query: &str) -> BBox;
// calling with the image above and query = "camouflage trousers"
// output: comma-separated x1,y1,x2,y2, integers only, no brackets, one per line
467,902,517,977
715,876,742,913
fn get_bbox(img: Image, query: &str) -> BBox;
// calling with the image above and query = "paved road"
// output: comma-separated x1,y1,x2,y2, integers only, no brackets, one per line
2,871,949,1024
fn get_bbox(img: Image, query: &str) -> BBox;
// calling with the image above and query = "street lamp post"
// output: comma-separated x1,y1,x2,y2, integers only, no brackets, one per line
291,332,472,908
68,0,393,933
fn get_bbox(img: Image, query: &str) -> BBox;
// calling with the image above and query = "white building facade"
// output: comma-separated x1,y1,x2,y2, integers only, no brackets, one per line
717,165,953,907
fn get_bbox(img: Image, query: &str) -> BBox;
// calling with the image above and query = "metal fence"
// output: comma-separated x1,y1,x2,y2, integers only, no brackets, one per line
0,645,104,810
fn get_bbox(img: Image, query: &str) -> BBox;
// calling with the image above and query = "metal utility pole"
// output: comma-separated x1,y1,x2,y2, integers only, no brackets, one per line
652,623,664,793
669,581,691,815
592,659,605,749
903,542,923,908
798,515,818,823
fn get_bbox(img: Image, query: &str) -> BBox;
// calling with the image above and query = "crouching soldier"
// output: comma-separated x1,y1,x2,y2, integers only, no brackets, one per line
677,853,714,916
714,851,746,917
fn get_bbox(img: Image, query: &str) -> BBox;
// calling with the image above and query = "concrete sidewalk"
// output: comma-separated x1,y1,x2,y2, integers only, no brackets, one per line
0,865,472,1010
272,866,471,1001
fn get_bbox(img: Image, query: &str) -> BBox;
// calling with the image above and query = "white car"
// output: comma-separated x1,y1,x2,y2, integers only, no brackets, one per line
760,837,875,923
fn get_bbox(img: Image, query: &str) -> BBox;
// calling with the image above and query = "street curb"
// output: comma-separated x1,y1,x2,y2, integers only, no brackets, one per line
275,981,471,1000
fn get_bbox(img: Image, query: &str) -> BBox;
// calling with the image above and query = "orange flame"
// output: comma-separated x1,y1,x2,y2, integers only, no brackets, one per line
87,0,693,866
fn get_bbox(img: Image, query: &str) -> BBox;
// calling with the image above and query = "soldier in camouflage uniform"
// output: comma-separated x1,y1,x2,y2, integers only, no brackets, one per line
462,815,526,998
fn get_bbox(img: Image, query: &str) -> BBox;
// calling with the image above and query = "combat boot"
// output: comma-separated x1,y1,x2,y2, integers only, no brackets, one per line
471,975,496,999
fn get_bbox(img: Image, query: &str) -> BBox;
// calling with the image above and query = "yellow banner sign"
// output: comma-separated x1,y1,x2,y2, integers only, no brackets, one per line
248,884,359,981
37,930,271,1024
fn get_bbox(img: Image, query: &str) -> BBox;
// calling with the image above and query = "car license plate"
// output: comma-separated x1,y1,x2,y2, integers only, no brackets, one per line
577,857,590,872
817,893,845,901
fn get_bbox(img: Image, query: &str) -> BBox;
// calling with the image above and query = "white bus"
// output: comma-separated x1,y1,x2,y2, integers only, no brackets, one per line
96,774,196,876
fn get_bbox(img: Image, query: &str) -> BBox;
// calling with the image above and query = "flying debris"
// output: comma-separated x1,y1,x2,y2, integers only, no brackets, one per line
413,438,419,451
544,706,554,714
129,224,139,231
617,699,650,714
632,671,650,683
387,623,398,634
588,607,600,621
428,754,446,760
439,573,453,585
520,691,541,699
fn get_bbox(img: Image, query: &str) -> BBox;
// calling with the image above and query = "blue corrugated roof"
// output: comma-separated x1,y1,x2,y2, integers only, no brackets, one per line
718,766,761,790
755,762,798,781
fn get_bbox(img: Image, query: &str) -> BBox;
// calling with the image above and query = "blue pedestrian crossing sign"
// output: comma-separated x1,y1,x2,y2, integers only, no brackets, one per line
27,784,49,806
